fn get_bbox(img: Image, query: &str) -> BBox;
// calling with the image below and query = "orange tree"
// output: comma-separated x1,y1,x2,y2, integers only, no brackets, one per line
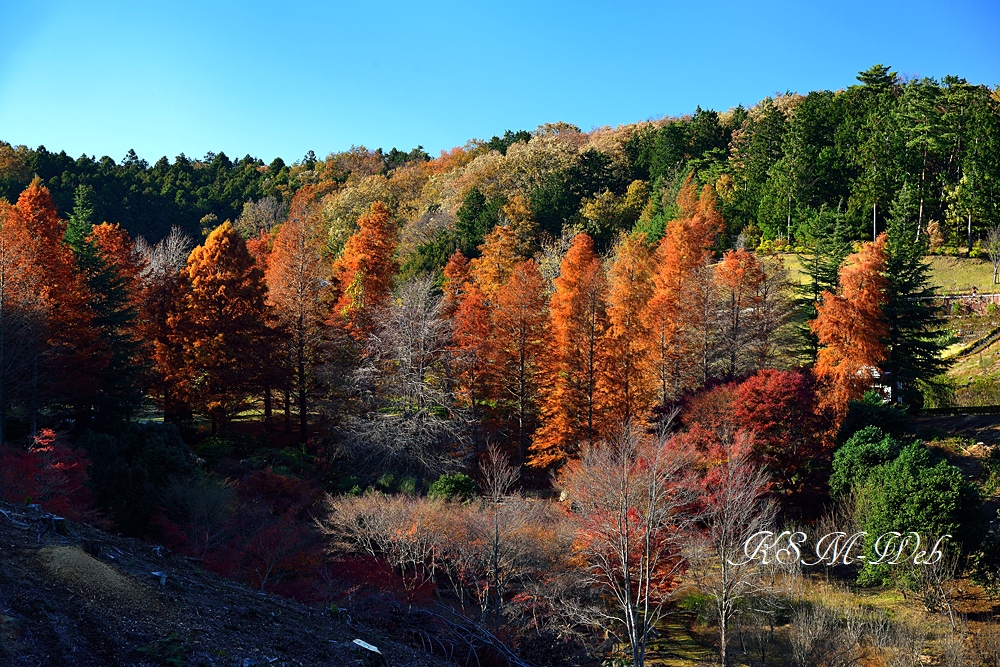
530,233,608,470
265,191,330,441
168,222,273,432
811,233,889,414
333,201,397,341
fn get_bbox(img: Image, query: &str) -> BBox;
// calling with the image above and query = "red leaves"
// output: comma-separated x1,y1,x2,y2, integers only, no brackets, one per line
682,370,834,505
0,429,94,520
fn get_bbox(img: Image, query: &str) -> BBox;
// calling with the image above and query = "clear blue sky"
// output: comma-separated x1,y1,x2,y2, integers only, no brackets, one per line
1,0,997,165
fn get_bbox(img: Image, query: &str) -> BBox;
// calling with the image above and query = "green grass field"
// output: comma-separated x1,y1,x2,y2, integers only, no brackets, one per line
777,253,997,294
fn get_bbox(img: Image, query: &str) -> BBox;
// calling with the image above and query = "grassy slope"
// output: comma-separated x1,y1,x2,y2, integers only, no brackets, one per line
779,253,996,294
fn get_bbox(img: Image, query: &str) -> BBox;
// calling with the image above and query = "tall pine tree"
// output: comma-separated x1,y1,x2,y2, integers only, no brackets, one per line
883,185,949,406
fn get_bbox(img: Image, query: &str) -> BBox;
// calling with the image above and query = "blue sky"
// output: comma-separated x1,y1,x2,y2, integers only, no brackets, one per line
1,0,997,165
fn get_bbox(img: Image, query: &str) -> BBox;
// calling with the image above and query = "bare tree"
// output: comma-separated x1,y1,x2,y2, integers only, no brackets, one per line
159,477,234,560
234,196,289,239
747,254,797,370
985,223,1000,285
473,444,529,627
737,535,803,665
344,275,470,479
684,430,774,667
973,622,1000,666
788,603,866,667
323,493,452,592
559,417,697,667
135,226,194,281
940,626,966,667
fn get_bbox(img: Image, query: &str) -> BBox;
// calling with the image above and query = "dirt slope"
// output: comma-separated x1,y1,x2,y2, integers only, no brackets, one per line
0,501,446,667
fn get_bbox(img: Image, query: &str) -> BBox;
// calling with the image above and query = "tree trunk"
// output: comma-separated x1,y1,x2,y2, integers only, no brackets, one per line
263,385,273,433
720,612,729,667
968,212,973,256
29,357,38,438
873,201,878,242
786,193,792,241
917,197,924,242
283,388,291,434
298,350,307,443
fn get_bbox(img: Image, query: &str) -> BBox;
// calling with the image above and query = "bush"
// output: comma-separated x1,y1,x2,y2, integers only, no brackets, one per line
829,426,903,497
857,441,980,586
196,433,268,462
837,391,909,444
919,375,957,409
427,472,476,501
0,429,93,520
80,423,193,535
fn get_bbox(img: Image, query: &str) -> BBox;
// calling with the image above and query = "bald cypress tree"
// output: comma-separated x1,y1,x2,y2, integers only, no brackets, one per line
169,221,272,433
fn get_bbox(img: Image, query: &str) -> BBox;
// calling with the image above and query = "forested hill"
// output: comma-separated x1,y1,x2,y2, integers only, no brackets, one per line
1,64,998,258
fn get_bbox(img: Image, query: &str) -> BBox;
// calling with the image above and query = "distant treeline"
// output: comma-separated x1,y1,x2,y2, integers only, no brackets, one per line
1,65,998,256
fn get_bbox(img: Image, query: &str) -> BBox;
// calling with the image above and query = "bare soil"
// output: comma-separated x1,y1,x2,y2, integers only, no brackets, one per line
0,501,447,667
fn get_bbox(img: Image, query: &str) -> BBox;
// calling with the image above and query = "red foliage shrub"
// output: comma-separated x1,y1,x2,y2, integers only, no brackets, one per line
683,371,834,507
0,429,94,520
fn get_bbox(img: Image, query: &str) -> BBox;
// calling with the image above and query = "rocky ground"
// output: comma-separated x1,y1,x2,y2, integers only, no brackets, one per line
0,500,447,667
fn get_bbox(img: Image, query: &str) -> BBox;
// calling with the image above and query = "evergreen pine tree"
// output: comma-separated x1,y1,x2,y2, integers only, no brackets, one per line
65,185,145,430
883,184,949,406
796,206,852,362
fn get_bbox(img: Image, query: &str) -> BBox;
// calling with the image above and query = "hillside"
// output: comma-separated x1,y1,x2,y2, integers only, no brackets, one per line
0,500,445,667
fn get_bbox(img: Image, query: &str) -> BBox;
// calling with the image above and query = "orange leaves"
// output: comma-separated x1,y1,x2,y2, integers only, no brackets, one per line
12,179,102,405
598,233,655,431
169,221,272,430
442,249,471,316
645,179,725,404
450,282,491,424
266,200,329,328
811,234,890,413
490,259,548,462
469,224,521,301
530,233,607,469
333,201,398,340
265,197,330,440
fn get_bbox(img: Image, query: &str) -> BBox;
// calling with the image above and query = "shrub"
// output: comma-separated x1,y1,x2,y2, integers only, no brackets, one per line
829,426,902,497
196,433,268,462
427,472,476,501
80,423,193,535
837,390,909,444
919,375,957,409
857,441,979,585
0,429,93,520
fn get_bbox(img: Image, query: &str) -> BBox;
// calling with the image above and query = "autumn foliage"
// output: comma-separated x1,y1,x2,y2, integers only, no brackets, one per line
811,233,889,413
167,221,273,432
333,201,398,339
0,429,93,520
12,180,102,409
530,233,607,469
